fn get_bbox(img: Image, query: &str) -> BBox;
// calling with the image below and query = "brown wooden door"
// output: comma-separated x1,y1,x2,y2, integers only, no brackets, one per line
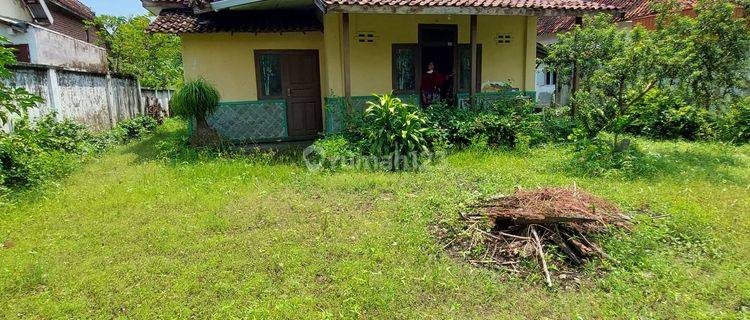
255,50,323,139
282,51,322,138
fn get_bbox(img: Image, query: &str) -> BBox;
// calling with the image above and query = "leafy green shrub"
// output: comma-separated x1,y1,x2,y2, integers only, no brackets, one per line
625,89,710,140
363,94,430,170
117,115,158,139
718,97,750,144
425,97,550,149
310,135,358,171
13,115,92,153
0,114,159,195
570,131,654,177
457,113,516,148
540,106,576,143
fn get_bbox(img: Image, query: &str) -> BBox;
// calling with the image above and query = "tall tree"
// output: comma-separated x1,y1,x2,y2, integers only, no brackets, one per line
545,15,663,143
655,0,750,111
88,15,183,89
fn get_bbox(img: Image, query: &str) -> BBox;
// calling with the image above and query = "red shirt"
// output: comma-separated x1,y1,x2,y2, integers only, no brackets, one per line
421,71,447,91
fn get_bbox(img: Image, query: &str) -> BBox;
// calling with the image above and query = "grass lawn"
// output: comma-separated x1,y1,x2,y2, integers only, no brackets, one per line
1,119,749,319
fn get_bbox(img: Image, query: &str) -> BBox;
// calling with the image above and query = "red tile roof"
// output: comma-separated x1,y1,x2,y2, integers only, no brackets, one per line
322,0,620,11
146,9,323,33
49,0,96,20
146,0,620,34
537,0,695,34
145,0,620,11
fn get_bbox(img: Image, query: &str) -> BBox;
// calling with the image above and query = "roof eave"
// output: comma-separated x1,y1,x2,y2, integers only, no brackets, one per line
141,0,190,15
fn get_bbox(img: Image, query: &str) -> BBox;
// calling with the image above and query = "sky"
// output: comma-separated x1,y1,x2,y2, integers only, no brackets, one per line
81,0,149,17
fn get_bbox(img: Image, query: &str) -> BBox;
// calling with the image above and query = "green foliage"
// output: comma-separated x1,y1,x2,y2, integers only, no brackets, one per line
116,116,158,139
570,131,654,177
88,15,183,88
425,98,554,149
170,79,220,122
0,36,44,125
311,135,358,171
363,94,430,159
718,97,750,143
3,120,750,318
625,89,710,140
0,114,158,195
547,15,663,142
654,0,750,110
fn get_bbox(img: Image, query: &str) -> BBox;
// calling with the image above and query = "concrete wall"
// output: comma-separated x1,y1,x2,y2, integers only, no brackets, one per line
0,24,108,73
0,0,32,21
3,64,144,132
32,27,108,73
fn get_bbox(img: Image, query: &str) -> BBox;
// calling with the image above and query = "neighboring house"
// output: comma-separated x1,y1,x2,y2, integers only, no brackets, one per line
0,0,107,73
143,0,617,143
534,0,747,106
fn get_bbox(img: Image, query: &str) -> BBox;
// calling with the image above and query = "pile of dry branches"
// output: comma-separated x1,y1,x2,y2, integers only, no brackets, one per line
441,187,630,287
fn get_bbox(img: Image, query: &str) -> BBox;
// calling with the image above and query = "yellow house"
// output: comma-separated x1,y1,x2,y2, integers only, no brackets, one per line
144,0,616,142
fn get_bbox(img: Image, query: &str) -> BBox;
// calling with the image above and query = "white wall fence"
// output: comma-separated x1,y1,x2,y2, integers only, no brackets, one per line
3,64,146,133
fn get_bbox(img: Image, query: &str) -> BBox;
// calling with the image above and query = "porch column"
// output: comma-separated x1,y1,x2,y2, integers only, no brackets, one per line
342,12,352,104
470,15,478,104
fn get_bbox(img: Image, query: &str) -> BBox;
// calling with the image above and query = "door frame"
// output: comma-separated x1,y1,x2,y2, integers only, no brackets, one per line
418,24,459,97
253,49,323,139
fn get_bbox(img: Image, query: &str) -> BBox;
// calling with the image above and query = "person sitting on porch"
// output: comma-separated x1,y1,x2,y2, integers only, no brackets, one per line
420,62,448,107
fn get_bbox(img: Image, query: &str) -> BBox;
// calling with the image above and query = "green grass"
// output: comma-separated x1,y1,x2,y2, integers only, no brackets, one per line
1,119,749,319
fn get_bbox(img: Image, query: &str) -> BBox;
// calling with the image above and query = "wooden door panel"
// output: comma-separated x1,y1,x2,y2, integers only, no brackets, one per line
281,51,322,138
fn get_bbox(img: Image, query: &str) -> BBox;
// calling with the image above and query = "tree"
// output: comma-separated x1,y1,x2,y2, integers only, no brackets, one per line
88,15,183,89
545,15,663,146
0,37,44,125
654,0,750,111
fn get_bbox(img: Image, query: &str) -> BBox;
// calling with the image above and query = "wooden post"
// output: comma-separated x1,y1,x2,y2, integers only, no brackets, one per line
342,13,351,106
470,15,478,105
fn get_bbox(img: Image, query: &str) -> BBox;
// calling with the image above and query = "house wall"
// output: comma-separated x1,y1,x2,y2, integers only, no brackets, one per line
181,13,537,101
181,32,327,102
0,0,32,21
47,6,97,43
323,13,536,96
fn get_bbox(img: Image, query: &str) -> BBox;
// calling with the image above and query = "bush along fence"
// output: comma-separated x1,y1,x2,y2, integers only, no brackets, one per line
0,114,158,197
2,63,152,133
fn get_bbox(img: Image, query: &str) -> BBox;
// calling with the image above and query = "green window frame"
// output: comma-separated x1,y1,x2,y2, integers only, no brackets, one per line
392,44,420,94
457,44,482,93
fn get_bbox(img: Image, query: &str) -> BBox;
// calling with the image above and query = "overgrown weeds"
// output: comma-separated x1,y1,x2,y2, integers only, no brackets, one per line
0,114,158,197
